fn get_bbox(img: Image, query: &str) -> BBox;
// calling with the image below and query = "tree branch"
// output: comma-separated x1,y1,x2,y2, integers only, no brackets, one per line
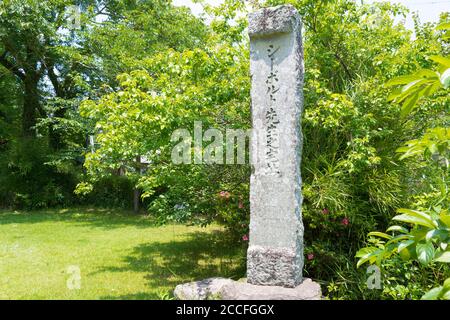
36,102,47,118
46,63,63,97
0,51,26,81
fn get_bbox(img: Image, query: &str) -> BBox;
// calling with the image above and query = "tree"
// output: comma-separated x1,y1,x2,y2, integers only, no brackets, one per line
0,0,207,140
0,0,208,208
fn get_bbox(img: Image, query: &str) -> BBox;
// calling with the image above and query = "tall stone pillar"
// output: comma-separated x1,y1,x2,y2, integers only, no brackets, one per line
247,4,304,288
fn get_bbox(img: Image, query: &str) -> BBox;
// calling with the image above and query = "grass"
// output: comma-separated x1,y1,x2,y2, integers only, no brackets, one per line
0,208,246,300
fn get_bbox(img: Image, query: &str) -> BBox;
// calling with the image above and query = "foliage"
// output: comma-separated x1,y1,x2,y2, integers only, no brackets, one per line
0,137,77,208
356,207,450,267
78,26,251,230
1,0,449,300
356,21,450,300
74,0,449,299
385,55,450,116
0,0,208,208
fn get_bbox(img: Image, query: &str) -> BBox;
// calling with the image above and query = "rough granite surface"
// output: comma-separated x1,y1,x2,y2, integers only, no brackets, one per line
174,278,322,300
247,4,305,288
173,278,235,300
220,278,321,300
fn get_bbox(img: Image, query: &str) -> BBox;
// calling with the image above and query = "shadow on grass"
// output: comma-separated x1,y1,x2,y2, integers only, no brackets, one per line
0,207,159,229
97,230,247,300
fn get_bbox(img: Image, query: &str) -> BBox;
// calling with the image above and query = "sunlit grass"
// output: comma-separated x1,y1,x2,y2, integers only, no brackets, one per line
0,208,245,300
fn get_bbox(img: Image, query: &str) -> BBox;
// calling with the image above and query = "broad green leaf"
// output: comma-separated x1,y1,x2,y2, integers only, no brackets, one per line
399,242,416,261
395,208,436,228
397,239,415,253
393,214,433,228
426,229,449,241
385,74,422,87
414,69,440,80
386,225,409,234
387,234,412,246
387,87,402,102
420,81,442,99
439,212,450,227
421,287,443,300
429,55,450,68
401,79,424,93
444,278,450,291
400,92,419,117
442,290,450,300
355,246,378,258
434,251,450,263
411,228,429,241
416,242,435,265
356,247,382,268
440,68,450,88
436,22,450,30
368,231,392,240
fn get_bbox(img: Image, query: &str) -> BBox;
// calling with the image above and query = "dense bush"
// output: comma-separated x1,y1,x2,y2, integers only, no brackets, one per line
77,175,136,209
0,137,77,209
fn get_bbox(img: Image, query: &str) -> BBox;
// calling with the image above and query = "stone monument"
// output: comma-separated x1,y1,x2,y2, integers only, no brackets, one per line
247,3,304,289
174,5,321,300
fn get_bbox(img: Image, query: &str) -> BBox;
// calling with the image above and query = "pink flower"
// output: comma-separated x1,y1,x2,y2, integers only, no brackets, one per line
307,253,314,261
321,208,329,215
242,234,249,241
219,191,231,199
341,217,349,226
238,201,244,209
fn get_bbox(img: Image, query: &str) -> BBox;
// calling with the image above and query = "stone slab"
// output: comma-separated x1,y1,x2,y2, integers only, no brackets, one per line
173,277,235,300
220,278,322,300
174,278,321,300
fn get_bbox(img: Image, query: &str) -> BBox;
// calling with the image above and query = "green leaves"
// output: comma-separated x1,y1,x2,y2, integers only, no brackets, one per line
397,239,415,254
435,251,450,263
396,127,450,162
357,206,450,270
386,225,408,233
440,211,450,228
421,286,444,300
416,242,435,265
421,278,450,300
384,22,449,117
385,69,441,117
429,55,450,69
436,22,450,31
436,22,450,41
367,231,392,240
355,247,383,268
440,68,450,89
393,208,436,229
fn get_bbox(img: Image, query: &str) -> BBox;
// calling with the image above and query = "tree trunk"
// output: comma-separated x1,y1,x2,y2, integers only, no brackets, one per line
133,155,141,214
133,188,140,214
49,107,66,150
22,73,40,137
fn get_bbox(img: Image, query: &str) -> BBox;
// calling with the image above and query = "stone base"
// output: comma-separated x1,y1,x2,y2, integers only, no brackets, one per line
247,245,303,288
174,277,321,300
221,278,321,300
173,278,235,300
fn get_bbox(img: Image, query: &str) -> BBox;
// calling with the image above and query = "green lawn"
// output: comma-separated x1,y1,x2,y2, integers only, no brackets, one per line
0,208,245,300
